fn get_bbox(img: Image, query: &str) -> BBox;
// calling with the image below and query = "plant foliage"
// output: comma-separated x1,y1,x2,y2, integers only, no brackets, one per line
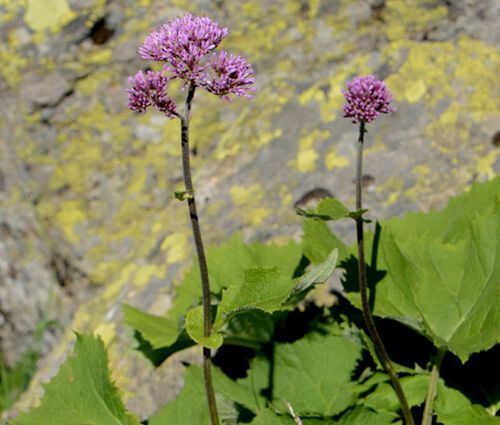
12,334,139,425
13,180,500,424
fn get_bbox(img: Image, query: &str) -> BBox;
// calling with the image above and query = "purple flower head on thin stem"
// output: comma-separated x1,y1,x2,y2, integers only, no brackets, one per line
127,14,255,115
139,14,228,81
201,51,256,99
342,75,395,123
127,70,177,118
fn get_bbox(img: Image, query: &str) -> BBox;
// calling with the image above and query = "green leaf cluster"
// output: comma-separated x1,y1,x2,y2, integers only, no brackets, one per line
124,233,339,355
12,334,139,425
147,317,499,424
303,179,500,363
14,180,500,425
149,328,396,424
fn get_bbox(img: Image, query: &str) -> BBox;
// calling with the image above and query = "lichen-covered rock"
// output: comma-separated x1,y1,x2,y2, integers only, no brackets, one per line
19,72,72,110
1,0,499,420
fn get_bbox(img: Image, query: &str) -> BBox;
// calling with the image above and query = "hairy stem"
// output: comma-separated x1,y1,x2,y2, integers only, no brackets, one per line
422,348,446,425
355,121,414,425
180,82,219,425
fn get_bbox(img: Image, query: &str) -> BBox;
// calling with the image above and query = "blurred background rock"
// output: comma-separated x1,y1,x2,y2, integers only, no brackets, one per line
0,0,499,420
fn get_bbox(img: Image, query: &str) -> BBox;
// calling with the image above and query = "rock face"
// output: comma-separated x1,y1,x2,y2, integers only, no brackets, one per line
1,0,499,420
0,84,92,368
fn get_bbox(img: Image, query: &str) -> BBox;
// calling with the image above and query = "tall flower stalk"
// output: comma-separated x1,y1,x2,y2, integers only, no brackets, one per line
342,76,415,425
126,14,255,425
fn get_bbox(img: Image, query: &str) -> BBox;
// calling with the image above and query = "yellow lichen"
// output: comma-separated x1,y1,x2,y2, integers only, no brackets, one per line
75,70,114,95
307,0,321,20
377,176,404,207
383,0,448,42
279,185,294,208
291,129,331,173
212,86,284,160
246,207,272,226
383,35,499,207
24,0,75,32
404,79,426,104
325,147,349,170
364,136,386,155
133,264,167,287
255,128,283,149
161,233,190,264
384,42,454,107
0,33,29,87
0,0,24,23
454,37,500,124
81,49,113,66
475,150,499,180
93,322,116,347
230,183,271,226
296,149,318,173
53,199,87,244
405,164,433,202
88,261,119,285
230,184,263,206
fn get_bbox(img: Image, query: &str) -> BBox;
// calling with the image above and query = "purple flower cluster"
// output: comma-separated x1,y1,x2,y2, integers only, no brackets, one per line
127,14,255,116
139,14,228,81
127,70,177,117
202,51,256,99
342,75,395,123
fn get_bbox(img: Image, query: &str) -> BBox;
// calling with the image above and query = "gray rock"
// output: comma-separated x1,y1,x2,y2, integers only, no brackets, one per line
19,72,72,110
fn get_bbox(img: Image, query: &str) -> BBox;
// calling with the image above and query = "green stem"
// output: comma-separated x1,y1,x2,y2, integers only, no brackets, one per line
180,82,219,425
355,121,414,425
422,348,446,425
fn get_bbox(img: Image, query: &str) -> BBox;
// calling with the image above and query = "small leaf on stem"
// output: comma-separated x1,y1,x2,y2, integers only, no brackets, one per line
185,306,224,349
174,190,194,201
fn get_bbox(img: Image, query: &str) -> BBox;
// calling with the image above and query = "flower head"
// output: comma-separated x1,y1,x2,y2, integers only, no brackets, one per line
139,14,228,81
127,70,177,118
201,51,256,99
128,14,255,114
342,75,395,123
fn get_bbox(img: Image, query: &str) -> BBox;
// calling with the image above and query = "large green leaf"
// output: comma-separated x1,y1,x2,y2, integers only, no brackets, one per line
335,406,399,425
223,310,275,349
272,333,362,416
343,179,500,361
385,178,500,245
248,406,396,425
363,374,430,411
303,219,347,265
248,408,339,425
150,361,270,425
149,366,210,425
434,380,500,425
359,374,500,424
132,328,195,368
122,304,179,349
213,355,270,414
248,408,294,425
219,268,294,315
13,334,139,425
